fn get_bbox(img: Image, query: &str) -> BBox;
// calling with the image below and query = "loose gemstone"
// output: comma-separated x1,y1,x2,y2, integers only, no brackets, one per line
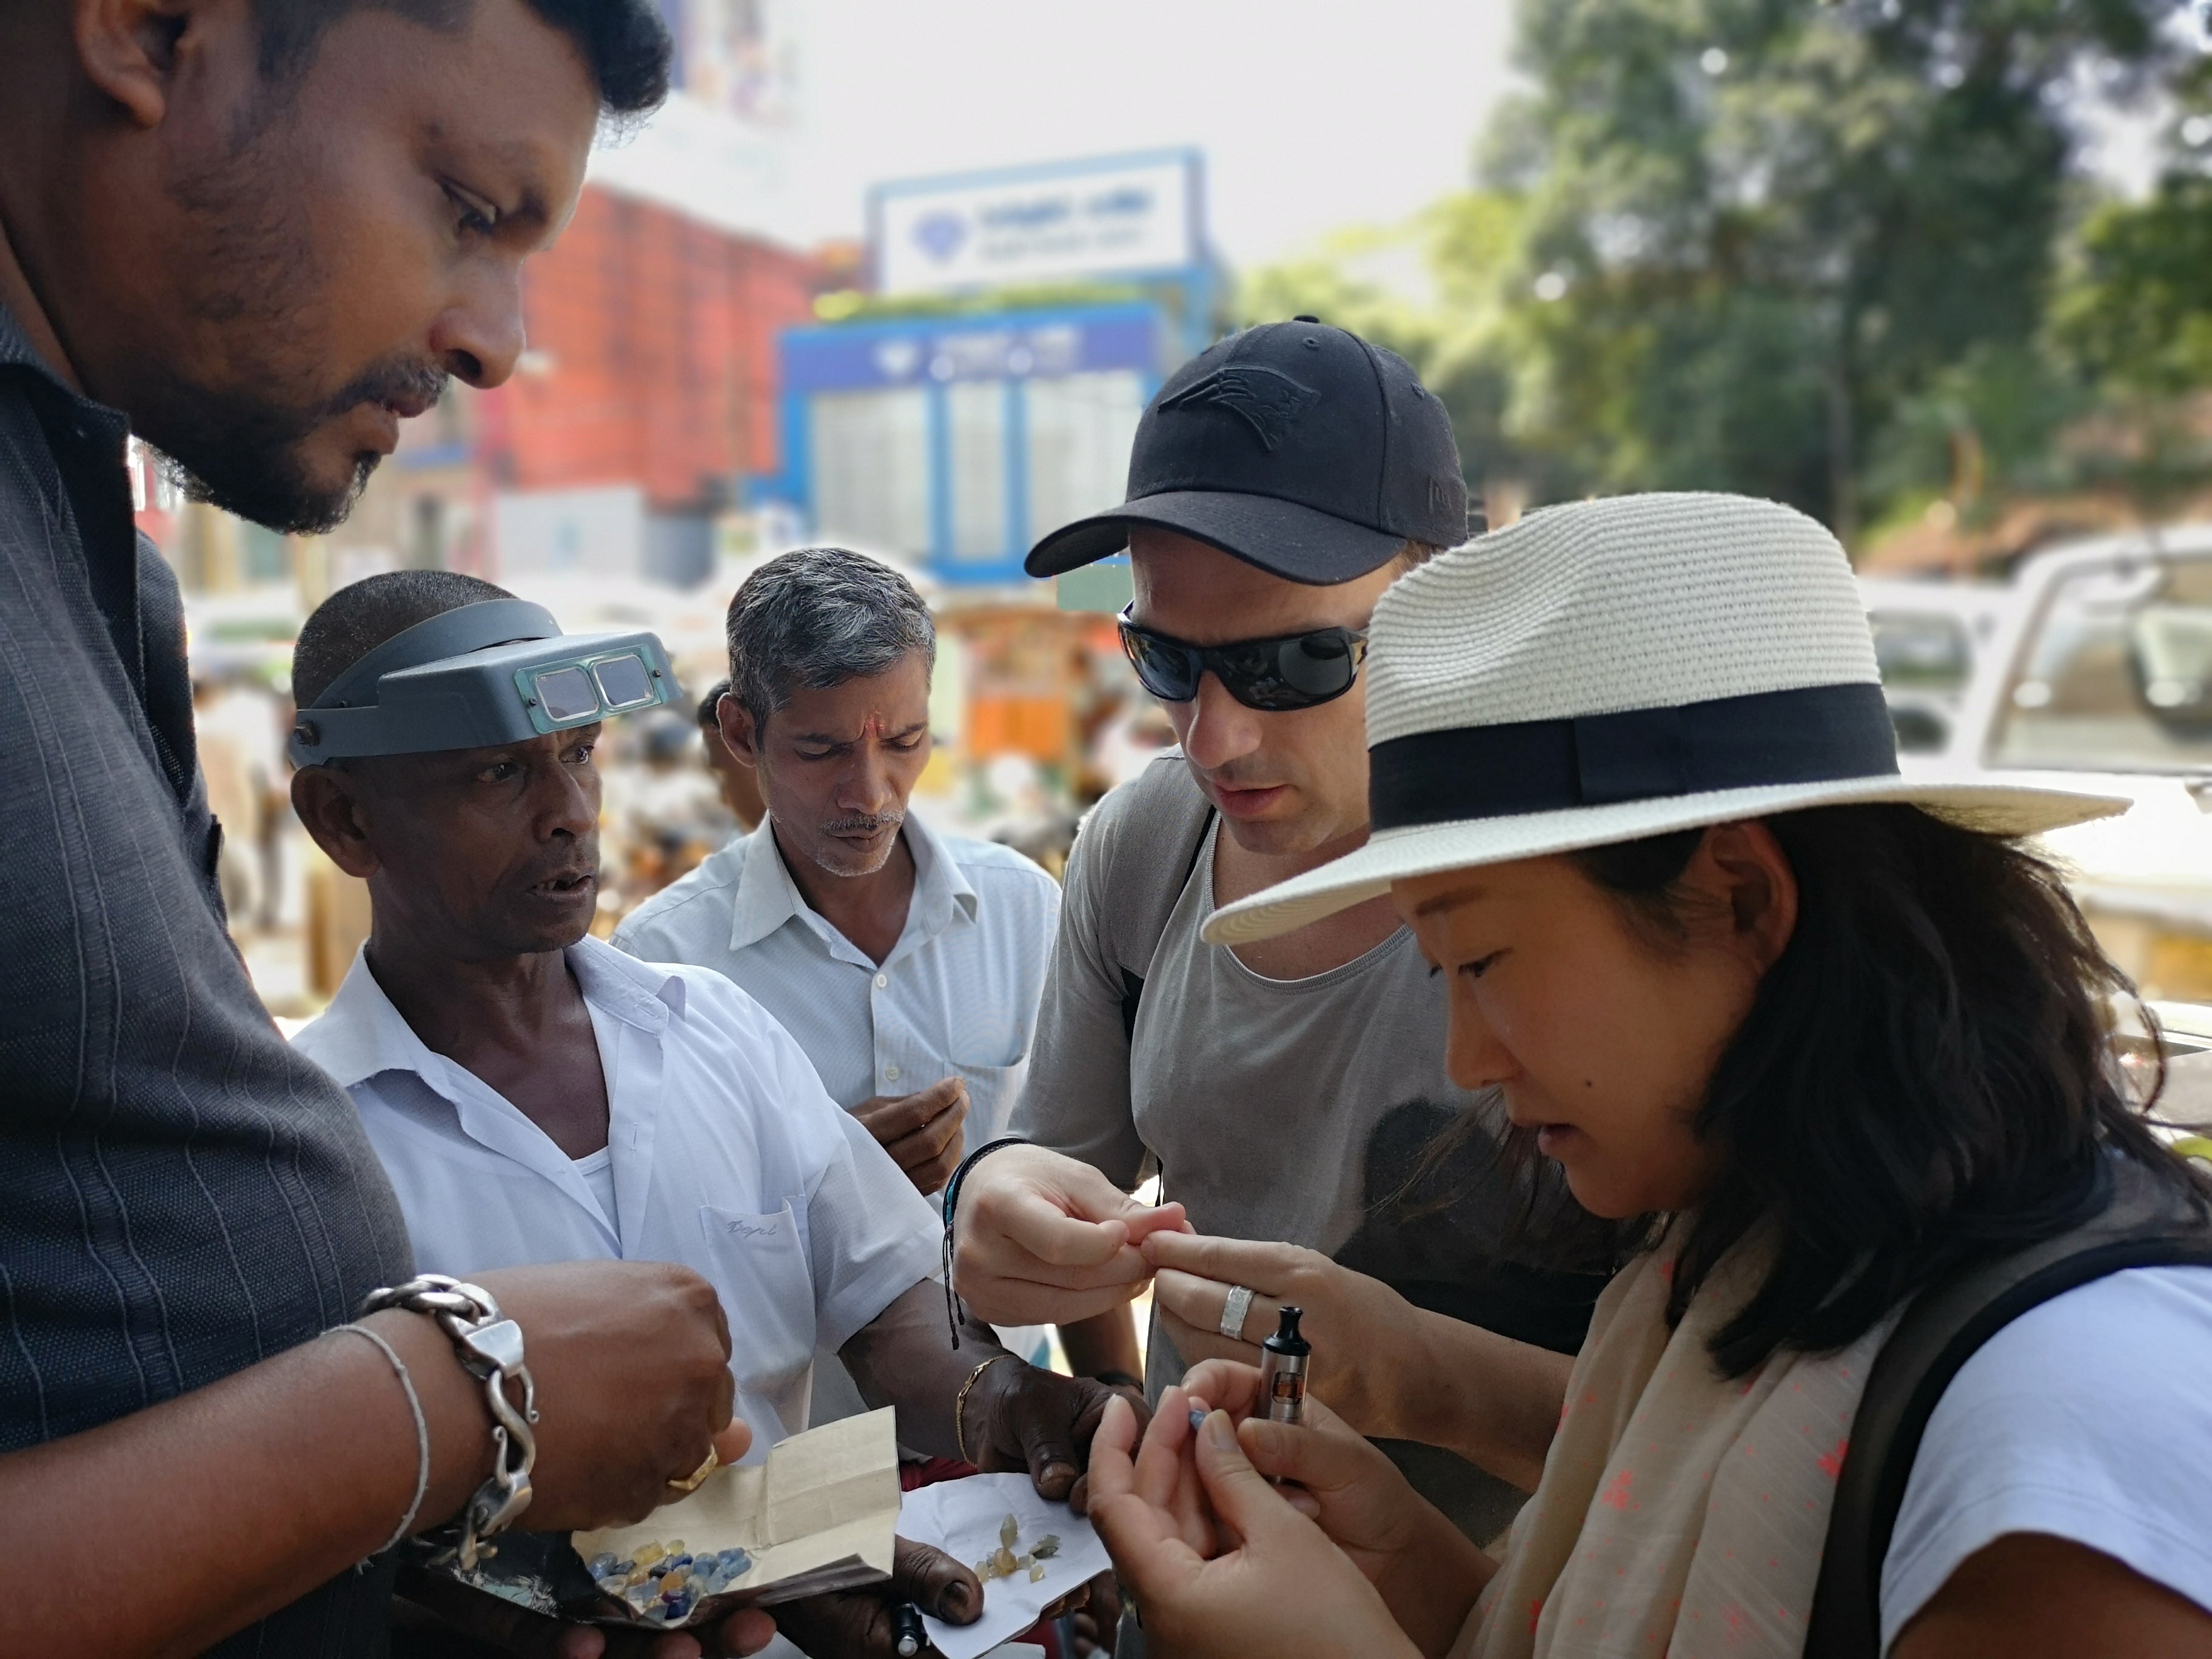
1029,1563,1047,1583
1033,1535,1061,1559
999,1513,1019,1549
634,1543,666,1567
588,1553,618,1577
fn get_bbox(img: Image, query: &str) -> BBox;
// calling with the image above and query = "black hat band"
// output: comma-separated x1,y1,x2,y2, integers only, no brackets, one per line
1368,681,1900,831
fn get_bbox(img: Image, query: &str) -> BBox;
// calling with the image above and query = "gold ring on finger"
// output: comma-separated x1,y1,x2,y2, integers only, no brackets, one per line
668,1446,719,1493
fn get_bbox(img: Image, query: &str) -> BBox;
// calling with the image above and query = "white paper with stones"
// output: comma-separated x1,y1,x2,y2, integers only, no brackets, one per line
896,1473,1109,1659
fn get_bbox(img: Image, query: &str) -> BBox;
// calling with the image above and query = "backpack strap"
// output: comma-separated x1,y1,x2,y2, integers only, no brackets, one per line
1092,754,1216,1045
1804,1156,2212,1658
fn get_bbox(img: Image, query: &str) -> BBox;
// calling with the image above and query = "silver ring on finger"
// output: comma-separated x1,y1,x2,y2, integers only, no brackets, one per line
1219,1282,1256,1341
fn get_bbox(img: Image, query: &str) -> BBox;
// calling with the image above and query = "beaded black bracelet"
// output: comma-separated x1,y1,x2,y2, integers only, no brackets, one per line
939,1136,1032,1349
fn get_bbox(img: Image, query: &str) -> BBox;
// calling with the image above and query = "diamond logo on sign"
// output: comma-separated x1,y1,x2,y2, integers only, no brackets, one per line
913,210,968,264
874,340,922,381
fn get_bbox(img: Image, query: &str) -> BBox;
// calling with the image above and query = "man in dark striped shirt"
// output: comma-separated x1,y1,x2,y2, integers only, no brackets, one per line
0,4,763,1654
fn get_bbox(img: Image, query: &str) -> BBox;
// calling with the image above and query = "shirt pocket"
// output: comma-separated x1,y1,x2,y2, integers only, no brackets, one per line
698,1201,819,1438
950,1054,1029,1144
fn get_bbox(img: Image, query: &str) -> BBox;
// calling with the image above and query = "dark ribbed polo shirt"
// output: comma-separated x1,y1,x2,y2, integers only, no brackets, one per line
0,300,415,1655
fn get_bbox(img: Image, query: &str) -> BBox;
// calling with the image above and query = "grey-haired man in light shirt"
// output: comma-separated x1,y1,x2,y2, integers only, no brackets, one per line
614,548,1074,1403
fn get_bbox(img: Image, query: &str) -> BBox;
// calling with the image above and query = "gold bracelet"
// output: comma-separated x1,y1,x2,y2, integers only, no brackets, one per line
954,1352,1019,1466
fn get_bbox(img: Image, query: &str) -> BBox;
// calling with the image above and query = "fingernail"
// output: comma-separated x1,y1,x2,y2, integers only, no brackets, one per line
945,1581,974,1615
1204,1410,1236,1446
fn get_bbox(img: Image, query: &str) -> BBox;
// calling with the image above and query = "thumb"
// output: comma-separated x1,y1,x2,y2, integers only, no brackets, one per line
1010,1376,1082,1501
1190,1409,1299,1543
892,1535,984,1626
1236,1416,1347,1491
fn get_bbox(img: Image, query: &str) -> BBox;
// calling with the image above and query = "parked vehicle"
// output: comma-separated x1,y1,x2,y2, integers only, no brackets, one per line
1860,529,2212,1076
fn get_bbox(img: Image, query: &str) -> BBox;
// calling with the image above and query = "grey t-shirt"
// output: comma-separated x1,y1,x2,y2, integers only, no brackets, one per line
1012,757,1605,1543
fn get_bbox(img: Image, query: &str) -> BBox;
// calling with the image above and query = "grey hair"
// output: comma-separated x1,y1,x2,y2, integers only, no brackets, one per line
725,548,936,731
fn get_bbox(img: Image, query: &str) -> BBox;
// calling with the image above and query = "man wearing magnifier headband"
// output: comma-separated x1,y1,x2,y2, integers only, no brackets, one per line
946,321,1617,1566
289,572,1130,1658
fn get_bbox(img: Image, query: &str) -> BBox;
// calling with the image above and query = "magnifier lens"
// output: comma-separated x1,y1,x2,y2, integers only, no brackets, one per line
592,654,654,709
534,666,601,724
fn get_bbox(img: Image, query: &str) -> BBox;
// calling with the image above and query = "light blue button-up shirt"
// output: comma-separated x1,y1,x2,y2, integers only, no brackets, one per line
614,811,1062,1146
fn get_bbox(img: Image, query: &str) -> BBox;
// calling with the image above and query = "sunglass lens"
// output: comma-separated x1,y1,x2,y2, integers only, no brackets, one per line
1275,632,1357,700
1122,628,1201,702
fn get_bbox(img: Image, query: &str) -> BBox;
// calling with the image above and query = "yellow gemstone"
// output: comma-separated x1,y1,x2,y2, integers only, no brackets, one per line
1029,1563,1047,1583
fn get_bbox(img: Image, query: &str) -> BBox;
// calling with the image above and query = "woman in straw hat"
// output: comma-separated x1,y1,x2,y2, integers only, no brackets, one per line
1082,492,2212,1658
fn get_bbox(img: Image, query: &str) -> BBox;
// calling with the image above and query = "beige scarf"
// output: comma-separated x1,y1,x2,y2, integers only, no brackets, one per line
1455,1232,1897,1659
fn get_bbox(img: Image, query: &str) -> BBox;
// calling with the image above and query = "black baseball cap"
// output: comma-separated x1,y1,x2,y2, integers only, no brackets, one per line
1025,318,1469,585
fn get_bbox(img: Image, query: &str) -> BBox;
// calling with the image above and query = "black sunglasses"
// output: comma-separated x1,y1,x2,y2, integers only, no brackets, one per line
1118,606,1370,711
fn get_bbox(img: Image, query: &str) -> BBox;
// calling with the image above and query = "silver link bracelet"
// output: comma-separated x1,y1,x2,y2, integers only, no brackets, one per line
359,1273,540,1569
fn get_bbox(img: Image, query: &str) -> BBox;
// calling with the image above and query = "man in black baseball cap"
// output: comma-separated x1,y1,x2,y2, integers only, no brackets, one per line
949,323,1609,1599
1027,315,1468,583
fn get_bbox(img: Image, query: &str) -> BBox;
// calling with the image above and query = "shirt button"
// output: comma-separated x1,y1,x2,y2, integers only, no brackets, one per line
883,1064,902,1082
874,973,888,989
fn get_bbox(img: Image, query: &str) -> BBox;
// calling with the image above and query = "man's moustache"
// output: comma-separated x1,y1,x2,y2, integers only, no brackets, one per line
824,811,903,836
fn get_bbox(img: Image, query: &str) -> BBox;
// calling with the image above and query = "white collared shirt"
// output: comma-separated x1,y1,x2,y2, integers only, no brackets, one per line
290,937,942,1456
612,811,1061,1144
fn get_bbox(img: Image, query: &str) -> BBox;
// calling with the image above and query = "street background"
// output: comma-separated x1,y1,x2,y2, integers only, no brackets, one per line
148,0,2212,1033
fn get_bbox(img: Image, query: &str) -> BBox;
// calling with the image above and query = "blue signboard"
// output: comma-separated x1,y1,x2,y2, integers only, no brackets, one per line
768,303,1166,587
783,304,1163,395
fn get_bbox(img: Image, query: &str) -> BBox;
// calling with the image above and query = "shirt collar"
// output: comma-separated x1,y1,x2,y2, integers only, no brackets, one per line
0,296,92,409
725,809,977,957
304,935,686,1092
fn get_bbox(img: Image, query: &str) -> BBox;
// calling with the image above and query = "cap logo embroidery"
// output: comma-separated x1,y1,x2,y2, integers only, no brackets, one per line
1160,364,1322,452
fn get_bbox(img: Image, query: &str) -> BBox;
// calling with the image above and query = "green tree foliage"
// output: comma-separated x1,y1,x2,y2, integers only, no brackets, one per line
1245,1,2191,543
2054,48,2212,398
1491,0,2179,538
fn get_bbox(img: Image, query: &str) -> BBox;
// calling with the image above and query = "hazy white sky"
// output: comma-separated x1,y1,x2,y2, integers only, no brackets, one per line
773,1,1522,271
595,1,2169,278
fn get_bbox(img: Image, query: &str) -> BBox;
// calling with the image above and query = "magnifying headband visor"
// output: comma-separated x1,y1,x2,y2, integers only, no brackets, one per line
288,597,678,767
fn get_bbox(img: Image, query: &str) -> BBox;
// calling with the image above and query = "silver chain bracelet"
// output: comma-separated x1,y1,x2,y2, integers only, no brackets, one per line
359,1274,539,1569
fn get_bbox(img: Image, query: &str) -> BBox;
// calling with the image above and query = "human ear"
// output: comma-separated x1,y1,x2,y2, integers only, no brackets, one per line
716,695,762,769
290,765,381,881
1697,820,1799,972
72,0,199,128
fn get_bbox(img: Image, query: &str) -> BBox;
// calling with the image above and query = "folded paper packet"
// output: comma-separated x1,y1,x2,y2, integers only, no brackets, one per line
418,1407,901,1632
571,1406,901,1624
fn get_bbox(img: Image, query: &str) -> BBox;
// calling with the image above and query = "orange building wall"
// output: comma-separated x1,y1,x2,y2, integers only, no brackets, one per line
483,187,817,509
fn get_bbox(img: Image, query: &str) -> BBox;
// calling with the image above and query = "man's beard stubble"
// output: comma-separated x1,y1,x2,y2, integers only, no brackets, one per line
139,106,447,534
804,807,907,877
148,354,448,535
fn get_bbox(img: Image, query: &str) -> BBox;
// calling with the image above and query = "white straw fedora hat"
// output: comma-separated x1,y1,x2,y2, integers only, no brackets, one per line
1204,491,2131,947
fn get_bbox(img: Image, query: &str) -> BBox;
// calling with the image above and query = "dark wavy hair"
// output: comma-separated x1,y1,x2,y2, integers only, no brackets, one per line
252,0,672,116
1567,803,2208,1376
